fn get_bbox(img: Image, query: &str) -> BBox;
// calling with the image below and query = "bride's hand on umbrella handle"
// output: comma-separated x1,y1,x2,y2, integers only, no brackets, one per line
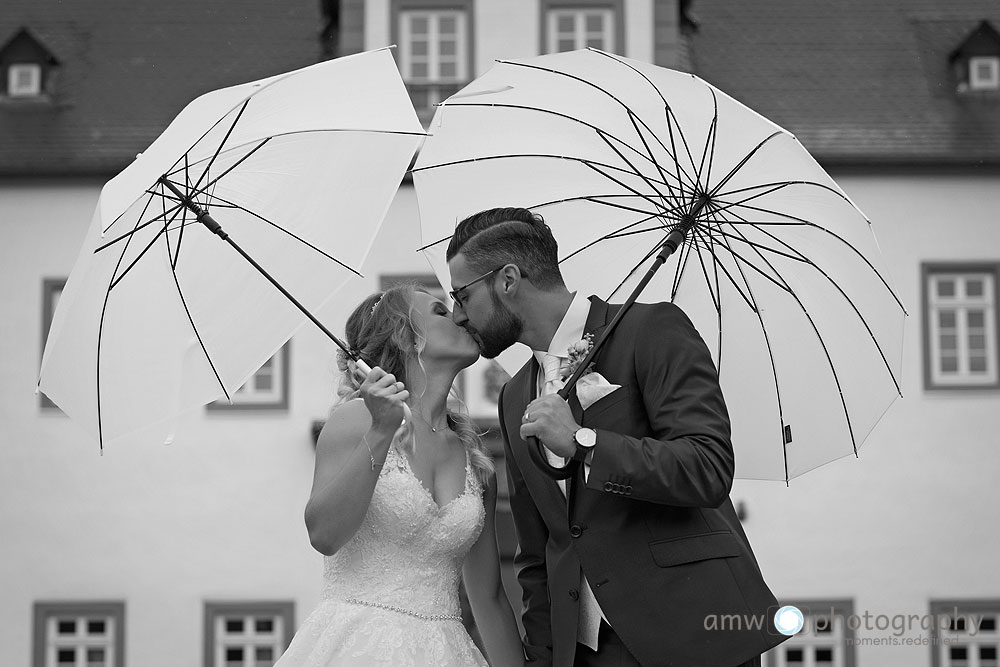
360,367,410,434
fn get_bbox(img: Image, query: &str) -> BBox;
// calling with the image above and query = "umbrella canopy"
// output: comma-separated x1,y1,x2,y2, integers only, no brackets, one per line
38,48,424,448
413,48,906,482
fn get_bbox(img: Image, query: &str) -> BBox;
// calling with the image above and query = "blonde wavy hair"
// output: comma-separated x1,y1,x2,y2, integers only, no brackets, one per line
334,283,494,486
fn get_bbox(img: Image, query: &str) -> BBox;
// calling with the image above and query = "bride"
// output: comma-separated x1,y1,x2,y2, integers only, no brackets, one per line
275,284,525,666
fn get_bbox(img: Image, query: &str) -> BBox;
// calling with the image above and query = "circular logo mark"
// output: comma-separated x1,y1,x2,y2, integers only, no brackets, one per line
774,605,805,636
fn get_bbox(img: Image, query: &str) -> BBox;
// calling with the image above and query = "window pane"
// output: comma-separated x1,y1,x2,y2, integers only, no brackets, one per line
814,616,833,633
786,647,804,664
969,334,987,351
411,40,428,57
86,647,106,667
940,334,958,351
411,62,429,79
409,16,428,34
966,279,985,297
439,62,457,79
937,279,956,298
86,619,106,635
816,647,834,663
557,15,574,32
981,644,998,660
557,38,576,52
255,645,274,666
255,617,274,633
409,86,429,112
439,16,456,34
940,356,959,373
585,37,604,48
939,310,957,328
225,646,244,666
982,617,998,631
585,14,604,32
439,39,456,57
254,373,273,392
226,617,244,633
57,648,76,664
970,356,988,373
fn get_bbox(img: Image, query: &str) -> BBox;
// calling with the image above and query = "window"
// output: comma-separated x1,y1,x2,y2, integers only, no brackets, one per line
208,344,290,410
32,601,125,667
970,56,1000,90
923,264,999,389
541,1,623,54
40,278,66,410
931,600,1000,667
204,602,293,667
765,600,856,667
8,62,41,96
393,1,472,119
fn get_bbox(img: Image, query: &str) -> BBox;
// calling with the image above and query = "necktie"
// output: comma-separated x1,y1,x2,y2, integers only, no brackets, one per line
539,354,603,649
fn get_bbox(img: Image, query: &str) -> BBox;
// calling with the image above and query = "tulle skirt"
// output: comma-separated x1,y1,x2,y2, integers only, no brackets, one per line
274,599,489,667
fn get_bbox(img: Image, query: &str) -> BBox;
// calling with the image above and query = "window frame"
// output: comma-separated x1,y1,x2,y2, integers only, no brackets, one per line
764,599,857,667
203,600,294,667
390,0,474,120
8,62,42,97
206,343,291,411
969,56,1000,91
32,600,125,667
539,0,625,55
930,598,1000,667
922,262,1000,391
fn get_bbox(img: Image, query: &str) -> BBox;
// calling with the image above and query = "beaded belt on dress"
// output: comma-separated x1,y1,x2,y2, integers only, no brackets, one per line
344,597,462,622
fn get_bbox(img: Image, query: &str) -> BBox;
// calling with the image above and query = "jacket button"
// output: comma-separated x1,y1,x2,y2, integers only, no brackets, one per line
603,482,613,492
612,483,621,494
569,589,579,601
569,525,583,538
625,485,633,495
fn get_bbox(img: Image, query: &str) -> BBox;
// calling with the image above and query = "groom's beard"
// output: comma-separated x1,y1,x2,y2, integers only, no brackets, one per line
476,290,523,359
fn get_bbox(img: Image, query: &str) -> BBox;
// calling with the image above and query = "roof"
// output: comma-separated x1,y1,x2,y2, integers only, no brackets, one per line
0,1,323,176
688,0,1000,165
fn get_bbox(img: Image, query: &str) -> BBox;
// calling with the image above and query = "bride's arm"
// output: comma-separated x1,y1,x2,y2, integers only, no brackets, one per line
305,371,407,556
462,471,527,667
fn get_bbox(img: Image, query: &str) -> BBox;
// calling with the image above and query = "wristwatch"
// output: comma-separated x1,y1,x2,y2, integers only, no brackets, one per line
571,428,597,462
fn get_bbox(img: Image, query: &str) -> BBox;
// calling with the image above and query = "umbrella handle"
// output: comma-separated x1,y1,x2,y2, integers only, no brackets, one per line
527,435,579,479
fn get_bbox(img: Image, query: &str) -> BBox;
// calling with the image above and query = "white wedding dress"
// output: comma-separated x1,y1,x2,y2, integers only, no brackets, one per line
274,442,489,666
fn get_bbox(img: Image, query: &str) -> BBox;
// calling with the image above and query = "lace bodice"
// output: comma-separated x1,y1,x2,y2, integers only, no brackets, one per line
321,443,485,619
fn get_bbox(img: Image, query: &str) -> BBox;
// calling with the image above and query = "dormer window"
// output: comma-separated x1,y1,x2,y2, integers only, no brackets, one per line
949,20,1000,94
0,28,59,101
969,56,1000,91
7,63,42,97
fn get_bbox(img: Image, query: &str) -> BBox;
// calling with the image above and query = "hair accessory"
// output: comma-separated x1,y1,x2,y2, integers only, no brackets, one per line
370,294,384,315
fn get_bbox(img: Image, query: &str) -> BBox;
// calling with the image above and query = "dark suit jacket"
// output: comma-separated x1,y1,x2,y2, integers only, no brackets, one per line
498,297,788,667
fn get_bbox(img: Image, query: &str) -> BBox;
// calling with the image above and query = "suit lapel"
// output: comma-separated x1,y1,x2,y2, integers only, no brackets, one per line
510,356,567,509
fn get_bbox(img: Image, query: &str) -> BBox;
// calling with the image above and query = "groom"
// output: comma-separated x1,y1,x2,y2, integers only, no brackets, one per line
447,208,788,667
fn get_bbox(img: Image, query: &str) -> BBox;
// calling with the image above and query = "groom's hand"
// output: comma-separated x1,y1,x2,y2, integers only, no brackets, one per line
519,395,578,457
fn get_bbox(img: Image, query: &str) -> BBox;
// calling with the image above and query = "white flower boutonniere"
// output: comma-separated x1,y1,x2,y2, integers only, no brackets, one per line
561,333,622,411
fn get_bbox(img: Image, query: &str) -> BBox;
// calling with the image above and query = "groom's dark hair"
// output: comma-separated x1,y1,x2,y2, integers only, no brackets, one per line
446,207,564,289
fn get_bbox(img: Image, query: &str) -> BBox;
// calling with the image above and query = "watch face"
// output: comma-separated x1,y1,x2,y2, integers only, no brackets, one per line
575,428,597,447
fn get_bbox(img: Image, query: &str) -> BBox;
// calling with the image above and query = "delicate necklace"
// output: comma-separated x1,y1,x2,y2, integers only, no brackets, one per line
414,412,449,432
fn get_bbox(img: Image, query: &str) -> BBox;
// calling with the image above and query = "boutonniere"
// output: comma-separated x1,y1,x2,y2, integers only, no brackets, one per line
561,332,595,381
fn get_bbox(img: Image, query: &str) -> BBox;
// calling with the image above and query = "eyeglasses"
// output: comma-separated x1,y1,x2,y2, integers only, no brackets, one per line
449,266,503,308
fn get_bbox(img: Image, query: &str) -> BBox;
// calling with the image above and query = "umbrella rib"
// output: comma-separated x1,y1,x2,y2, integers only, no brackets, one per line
163,223,232,403
718,207,905,397
707,131,785,198
695,88,720,195
711,226,790,482
595,127,672,204
491,58,679,166
608,239,665,302
724,219,859,460
560,212,666,265
418,102,680,184
689,226,729,371
108,206,184,291
715,199,908,314
662,103,705,195
624,108,677,203
188,99,251,195
94,199,187,254
204,192,364,277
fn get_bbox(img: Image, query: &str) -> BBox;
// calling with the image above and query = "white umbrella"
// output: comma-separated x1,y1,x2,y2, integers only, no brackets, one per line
413,48,906,482
38,48,424,448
